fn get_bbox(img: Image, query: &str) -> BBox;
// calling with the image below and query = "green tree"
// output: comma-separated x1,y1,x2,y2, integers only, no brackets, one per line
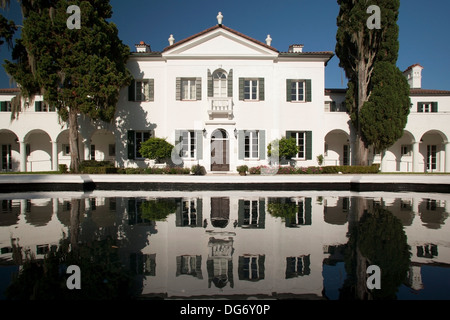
4,0,131,173
267,137,299,163
335,0,409,165
342,206,411,300
139,137,174,163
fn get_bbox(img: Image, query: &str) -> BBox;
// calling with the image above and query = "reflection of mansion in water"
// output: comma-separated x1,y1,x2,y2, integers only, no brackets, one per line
1,191,449,298
1,13,450,173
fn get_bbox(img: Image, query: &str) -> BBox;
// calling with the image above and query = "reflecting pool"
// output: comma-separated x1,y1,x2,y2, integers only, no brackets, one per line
1,190,449,300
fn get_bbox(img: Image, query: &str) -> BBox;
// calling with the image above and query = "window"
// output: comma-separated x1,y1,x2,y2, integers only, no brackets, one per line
285,255,311,278
239,78,264,101
176,255,203,279
286,79,311,102
213,71,227,98
426,145,437,171
238,255,265,281
244,131,259,159
417,102,438,113
62,144,70,156
90,145,96,160
286,131,312,160
244,80,259,100
1,144,12,171
108,144,116,157
343,144,350,166
0,101,11,112
136,80,152,101
35,101,56,112
243,200,259,226
401,145,412,156
181,199,197,226
128,79,154,102
135,131,151,159
127,130,152,160
291,80,305,102
181,131,196,159
182,78,197,100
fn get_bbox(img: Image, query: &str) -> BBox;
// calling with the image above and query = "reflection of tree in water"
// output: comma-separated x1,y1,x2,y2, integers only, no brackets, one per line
5,199,139,300
341,201,411,300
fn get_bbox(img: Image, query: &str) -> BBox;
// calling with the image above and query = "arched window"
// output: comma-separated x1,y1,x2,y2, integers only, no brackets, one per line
213,70,227,98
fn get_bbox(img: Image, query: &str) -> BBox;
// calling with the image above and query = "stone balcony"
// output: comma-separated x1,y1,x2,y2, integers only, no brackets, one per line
208,97,233,120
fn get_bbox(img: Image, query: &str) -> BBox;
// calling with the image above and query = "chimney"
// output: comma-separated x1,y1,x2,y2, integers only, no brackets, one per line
288,44,304,53
135,41,151,53
265,35,272,46
168,34,175,46
403,64,423,89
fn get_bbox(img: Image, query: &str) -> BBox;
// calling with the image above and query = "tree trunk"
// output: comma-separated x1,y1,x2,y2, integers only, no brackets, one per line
70,198,82,250
355,57,369,166
69,107,80,173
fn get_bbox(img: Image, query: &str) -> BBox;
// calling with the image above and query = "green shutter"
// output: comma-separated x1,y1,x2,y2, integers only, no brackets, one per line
258,198,266,229
286,79,292,102
286,131,293,139
128,199,136,225
127,130,135,160
305,80,312,102
417,102,424,112
432,102,438,113
228,69,233,98
149,79,154,101
176,78,181,100
239,78,244,101
49,104,56,112
128,80,136,101
196,77,202,101
238,130,245,159
175,130,182,157
258,78,265,101
35,101,42,112
259,130,266,160
196,130,203,160
207,70,213,98
305,131,312,160
196,198,203,227
175,198,182,227
238,199,244,227
305,197,312,225
0,101,6,112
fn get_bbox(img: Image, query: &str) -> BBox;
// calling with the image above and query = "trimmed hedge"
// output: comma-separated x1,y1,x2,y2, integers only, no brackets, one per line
321,164,380,174
80,160,117,174
248,164,380,175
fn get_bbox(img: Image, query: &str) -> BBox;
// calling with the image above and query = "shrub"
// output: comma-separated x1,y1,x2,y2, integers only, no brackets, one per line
321,164,380,174
267,137,299,161
58,164,68,174
236,165,248,174
191,165,207,176
140,199,177,221
79,160,117,174
139,137,174,163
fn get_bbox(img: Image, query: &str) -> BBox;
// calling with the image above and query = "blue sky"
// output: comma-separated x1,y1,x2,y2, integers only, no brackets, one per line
0,0,449,90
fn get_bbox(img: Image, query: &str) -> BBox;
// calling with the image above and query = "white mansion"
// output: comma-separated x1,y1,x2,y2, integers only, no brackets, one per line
1,14,449,173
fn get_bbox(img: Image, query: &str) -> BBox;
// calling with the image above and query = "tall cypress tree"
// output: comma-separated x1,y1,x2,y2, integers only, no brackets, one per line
4,0,131,172
336,0,410,165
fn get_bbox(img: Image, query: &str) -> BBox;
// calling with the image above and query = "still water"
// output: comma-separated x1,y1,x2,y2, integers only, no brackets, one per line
0,190,449,300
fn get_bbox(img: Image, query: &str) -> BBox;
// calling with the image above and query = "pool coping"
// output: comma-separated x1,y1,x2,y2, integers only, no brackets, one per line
0,174,449,193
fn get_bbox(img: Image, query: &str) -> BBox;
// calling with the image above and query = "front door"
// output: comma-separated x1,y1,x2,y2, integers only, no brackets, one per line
211,129,229,171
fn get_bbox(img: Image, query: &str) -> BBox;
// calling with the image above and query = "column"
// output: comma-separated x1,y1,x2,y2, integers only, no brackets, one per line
84,140,90,161
412,142,420,173
445,142,450,173
19,141,26,172
52,141,58,171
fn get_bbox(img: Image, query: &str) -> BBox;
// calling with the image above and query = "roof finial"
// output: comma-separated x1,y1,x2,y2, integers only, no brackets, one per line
265,34,272,46
168,34,175,46
217,12,223,25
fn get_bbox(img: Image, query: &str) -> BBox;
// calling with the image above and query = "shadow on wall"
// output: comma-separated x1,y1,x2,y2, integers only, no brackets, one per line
114,66,157,168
